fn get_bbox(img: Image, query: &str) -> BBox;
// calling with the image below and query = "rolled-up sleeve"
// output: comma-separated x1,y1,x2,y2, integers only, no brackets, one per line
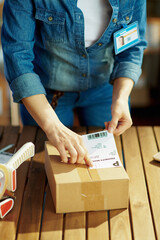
110,0,147,85
1,0,46,103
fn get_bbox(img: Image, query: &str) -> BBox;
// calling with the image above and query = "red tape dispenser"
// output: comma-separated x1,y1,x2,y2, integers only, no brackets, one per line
0,164,14,218
0,142,35,218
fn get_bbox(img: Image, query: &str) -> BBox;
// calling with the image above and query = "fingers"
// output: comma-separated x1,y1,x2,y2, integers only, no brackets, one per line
105,117,132,136
79,137,93,167
57,145,68,163
105,98,133,136
114,118,132,135
65,141,79,164
107,111,119,134
84,154,93,167
56,135,92,166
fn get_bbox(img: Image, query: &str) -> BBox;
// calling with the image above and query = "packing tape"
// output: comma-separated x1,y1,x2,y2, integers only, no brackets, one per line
88,168,101,181
0,165,8,199
77,166,104,211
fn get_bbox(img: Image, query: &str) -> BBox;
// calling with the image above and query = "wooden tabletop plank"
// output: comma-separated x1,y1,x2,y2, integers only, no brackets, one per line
41,127,87,240
40,185,63,240
87,127,109,240
63,127,87,240
72,126,88,135
109,209,131,240
0,125,20,150
0,126,4,140
154,126,160,150
87,128,130,240
137,126,160,239
64,212,86,240
87,211,109,240
17,128,47,240
109,135,132,240
0,126,37,240
16,126,37,150
122,127,156,240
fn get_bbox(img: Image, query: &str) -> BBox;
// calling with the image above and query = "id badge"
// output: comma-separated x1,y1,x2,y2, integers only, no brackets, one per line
114,21,140,55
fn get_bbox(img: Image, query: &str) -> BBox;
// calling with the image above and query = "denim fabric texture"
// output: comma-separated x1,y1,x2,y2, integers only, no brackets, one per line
1,0,147,103
20,82,113,127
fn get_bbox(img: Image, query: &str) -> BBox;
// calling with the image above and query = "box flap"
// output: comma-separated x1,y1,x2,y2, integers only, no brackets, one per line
45,142,129,183
45,142,92,184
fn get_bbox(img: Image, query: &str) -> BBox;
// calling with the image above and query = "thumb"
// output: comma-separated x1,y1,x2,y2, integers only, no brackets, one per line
108,115,119,133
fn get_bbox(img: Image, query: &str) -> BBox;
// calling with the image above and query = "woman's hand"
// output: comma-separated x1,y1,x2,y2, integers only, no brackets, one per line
45,119,92,166
22,94,92,166
105,77,134,135
105,97,132,135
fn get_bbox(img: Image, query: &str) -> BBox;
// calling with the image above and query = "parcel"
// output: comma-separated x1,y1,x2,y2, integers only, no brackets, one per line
45,130,129,213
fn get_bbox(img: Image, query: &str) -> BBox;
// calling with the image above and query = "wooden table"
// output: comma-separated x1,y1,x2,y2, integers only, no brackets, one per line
0,125,160,240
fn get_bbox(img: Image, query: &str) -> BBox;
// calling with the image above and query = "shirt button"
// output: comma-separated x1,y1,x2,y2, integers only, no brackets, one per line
82,54,86,58
126,16,130,21
82,73,87,78
112,18,117,23
98,42,103,46
48,16,53,21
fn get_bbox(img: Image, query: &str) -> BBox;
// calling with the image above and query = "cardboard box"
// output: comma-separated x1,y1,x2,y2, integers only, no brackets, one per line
45,141,129,213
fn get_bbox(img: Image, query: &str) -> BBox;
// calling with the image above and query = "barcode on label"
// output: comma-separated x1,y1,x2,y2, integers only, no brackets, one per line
87,131,107,140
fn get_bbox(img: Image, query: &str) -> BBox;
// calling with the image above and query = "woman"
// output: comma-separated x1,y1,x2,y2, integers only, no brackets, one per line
1,0,147,165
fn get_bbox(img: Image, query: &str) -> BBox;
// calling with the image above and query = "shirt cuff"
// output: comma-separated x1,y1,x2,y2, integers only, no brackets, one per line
110,62,142,85
10,73,46,103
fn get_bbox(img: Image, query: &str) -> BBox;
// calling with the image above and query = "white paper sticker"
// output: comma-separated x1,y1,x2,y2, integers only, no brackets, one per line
82,130,122,169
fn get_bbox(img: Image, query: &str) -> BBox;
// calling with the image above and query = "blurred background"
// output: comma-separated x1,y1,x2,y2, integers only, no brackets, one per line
0,0,160,126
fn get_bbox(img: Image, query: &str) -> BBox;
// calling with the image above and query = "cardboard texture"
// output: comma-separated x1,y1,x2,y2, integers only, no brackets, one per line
45,142,129,213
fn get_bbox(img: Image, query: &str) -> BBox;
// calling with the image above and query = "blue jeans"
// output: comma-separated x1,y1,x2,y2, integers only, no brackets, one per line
20,83,113,127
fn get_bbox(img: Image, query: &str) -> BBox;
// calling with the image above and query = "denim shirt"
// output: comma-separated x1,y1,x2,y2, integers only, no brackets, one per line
1,0,147,103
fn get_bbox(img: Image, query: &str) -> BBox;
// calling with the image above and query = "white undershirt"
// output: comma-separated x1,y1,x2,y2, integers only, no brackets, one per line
77,0,112,47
